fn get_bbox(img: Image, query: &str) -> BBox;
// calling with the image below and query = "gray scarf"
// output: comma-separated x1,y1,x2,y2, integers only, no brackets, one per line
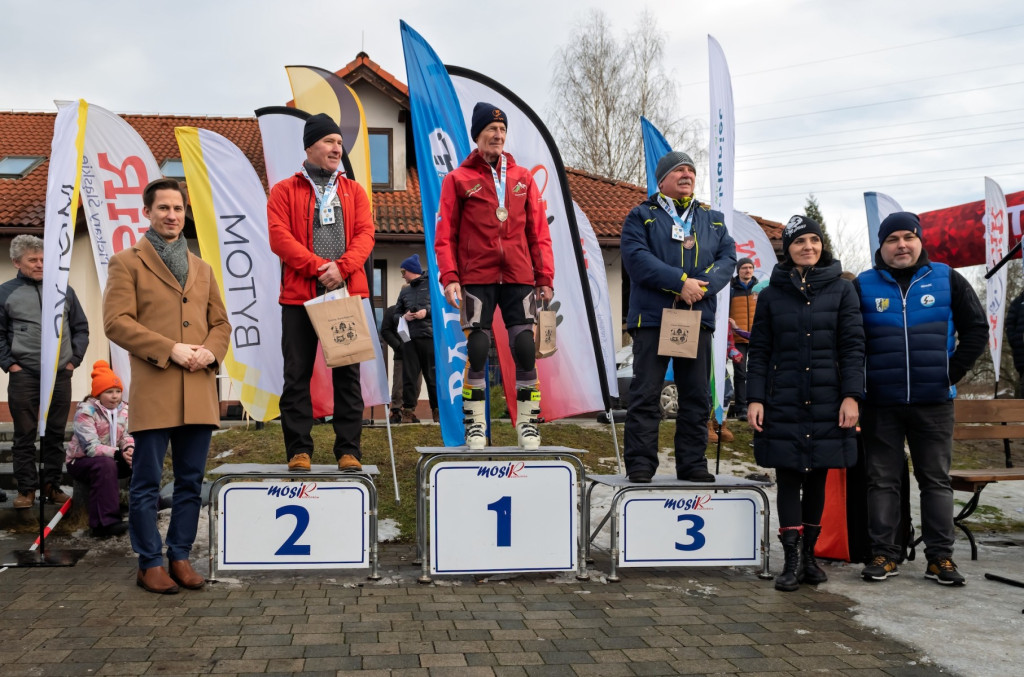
144,228,189,289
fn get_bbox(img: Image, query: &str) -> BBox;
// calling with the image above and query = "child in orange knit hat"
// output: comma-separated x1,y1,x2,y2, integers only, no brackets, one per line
65,360,134,538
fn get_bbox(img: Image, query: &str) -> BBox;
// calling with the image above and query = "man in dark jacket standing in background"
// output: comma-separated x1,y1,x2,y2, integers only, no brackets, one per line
0,234,88,509
380,303,405,424
620,150,736,483
856,211,987,586
1005,287,1024,397
728,257,757,420
395,253,437,423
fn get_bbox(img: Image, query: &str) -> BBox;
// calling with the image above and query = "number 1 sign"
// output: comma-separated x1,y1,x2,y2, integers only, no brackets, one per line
430,461,577,574
218,481,369,570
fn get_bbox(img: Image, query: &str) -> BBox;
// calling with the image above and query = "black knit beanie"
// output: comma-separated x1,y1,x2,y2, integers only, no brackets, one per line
303,113,342,149
471,102,507,140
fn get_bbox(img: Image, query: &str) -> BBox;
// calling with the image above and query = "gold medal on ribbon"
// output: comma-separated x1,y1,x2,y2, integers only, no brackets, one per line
496,207,508,222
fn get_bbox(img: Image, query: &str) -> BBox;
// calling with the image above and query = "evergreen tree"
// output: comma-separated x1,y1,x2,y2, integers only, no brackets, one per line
803,194,835,253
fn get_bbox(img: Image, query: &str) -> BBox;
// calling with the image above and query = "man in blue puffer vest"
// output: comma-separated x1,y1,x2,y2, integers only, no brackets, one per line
620,151,736,483
855,212,987,586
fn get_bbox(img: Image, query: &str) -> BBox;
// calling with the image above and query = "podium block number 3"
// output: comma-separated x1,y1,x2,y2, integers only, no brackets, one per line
487,496,512,547
674,514,706,552
275,505,312,556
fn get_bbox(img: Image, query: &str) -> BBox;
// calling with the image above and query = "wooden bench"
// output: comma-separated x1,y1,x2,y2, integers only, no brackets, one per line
946,400,1024,559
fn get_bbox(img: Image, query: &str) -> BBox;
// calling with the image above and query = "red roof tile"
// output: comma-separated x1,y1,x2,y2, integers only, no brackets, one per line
1,111,782,249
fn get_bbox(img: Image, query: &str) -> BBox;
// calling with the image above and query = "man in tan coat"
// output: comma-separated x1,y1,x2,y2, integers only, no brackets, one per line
104,178,230,594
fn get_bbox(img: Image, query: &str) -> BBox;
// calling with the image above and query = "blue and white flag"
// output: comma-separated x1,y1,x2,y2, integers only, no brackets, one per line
864,191,903,249
401,21,472,446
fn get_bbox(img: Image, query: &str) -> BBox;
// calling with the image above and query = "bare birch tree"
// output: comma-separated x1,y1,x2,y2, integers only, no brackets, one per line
550,9,706,191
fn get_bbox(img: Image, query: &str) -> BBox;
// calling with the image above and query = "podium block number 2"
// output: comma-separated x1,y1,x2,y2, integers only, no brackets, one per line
275,505,312,556
487,496,512,547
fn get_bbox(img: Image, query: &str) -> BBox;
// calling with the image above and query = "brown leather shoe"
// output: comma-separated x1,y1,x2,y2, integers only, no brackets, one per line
168,559,205,590
287,452,311,472
137,566,179,594
338,454,362,471
13,490,35,509
43,483,71,504
719,422,735,443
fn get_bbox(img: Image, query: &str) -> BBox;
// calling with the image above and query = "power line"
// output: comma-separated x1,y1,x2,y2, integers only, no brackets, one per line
742,106,1024,146
739,121,1024,161
737,60,1024,111
739,136,1024,171
680,22,1024,87
739,79,1024,126
735,160,1024,193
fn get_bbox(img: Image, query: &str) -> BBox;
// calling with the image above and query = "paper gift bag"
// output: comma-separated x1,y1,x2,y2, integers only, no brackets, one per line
305,291,376,367
535,302,557,358
658,305,701,358
397,316,412,343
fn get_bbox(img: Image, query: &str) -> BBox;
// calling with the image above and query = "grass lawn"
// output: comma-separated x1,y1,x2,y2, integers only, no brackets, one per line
203,415,1024,542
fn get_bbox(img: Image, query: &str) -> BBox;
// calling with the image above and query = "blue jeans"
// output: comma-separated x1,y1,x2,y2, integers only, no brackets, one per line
129,426,212,569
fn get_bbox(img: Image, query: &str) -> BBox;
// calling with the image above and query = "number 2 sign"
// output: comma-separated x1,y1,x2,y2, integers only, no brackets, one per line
430,461,577,575
218,481,369,570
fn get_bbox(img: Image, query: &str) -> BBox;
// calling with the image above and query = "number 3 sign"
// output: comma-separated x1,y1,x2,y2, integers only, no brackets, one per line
430,461,577,574
218,481,369,570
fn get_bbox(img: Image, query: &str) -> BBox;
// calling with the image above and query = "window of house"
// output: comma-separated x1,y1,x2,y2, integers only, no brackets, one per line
368,129,393,189
0,156,45,178
160,159,186,179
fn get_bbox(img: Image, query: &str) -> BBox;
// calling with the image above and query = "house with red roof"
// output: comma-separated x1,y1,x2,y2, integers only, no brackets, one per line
0,53,781,419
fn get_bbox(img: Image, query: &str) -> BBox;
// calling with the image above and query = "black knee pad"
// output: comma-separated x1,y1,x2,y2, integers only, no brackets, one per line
512,327,536,372
467,329,490,372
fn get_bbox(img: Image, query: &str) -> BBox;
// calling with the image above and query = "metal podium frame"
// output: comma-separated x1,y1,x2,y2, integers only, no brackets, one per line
414,447,589,584
207,464,380,581
584,474,774,582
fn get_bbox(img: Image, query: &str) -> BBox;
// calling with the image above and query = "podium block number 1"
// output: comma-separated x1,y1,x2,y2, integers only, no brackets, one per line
487,496,512,547
431,461,577,574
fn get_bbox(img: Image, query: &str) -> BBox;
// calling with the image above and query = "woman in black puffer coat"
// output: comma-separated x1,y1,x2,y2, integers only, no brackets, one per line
747,215,864,592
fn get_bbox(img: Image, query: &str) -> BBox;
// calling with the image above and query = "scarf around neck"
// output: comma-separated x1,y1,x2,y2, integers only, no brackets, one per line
144,228,189,289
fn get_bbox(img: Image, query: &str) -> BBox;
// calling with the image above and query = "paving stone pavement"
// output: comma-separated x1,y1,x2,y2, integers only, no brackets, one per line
0,539,957,677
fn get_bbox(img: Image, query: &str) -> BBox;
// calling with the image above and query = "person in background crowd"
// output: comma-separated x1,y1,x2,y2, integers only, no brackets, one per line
66,360,133,539
267,113,375,472
856,211,987,586
1005,287,1024,397
619,150,736,483
0,234,88,510
747,215,864,592
435,102,554,450
394,253,438,423
380,303,406,424
728,257,758,421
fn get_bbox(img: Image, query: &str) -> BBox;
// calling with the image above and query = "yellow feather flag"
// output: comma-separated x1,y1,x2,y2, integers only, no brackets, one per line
175,126,283,422
286,65,373,209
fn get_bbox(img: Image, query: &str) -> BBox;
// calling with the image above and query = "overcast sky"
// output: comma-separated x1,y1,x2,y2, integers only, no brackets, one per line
3,0,1022,265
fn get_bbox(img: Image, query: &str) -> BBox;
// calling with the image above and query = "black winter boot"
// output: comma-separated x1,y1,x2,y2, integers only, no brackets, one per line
775,528,802,592
801,524,828,585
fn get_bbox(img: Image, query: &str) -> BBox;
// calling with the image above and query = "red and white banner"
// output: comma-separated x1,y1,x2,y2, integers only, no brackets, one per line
920,190,1024,268
78,102,162,399
985,177,1008,382
709,35,736,423
39,100,87,432
449,70,613,418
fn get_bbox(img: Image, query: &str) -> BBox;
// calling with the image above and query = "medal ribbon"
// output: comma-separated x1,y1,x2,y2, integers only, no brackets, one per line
300,166,341,218
489,155,507,215
656,193,694,237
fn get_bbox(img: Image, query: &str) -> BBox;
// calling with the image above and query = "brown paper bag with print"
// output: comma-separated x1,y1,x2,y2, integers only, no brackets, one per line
535,302,557,359
305,294,376,367
658,304,701,359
